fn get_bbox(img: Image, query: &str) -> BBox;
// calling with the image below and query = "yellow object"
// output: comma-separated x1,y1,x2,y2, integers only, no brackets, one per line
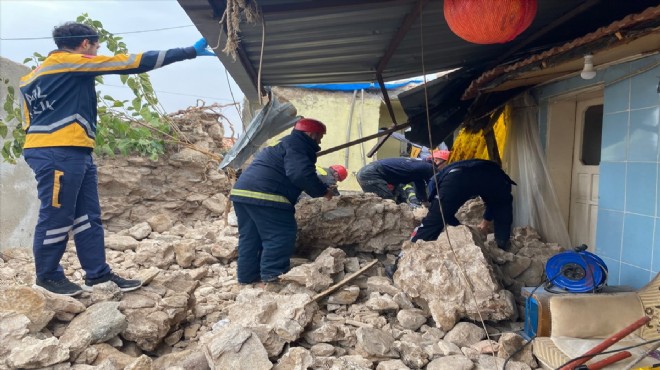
409,146,421,158
52,170,63,208
448,106,509,163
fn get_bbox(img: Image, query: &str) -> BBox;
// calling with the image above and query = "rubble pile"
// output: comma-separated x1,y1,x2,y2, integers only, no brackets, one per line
0,115,560,369
0,203,552,369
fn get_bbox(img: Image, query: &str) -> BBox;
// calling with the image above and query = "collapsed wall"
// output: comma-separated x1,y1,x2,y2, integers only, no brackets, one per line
0,114,556,369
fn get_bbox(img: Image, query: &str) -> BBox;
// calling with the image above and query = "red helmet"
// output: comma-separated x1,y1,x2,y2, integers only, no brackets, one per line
294,118,326,134
329,165,348,181
431,150,451,161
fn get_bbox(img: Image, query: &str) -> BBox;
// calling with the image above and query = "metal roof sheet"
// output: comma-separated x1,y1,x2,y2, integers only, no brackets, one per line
178,0,627,101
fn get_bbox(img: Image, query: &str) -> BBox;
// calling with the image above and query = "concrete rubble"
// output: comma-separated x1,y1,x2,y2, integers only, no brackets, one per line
0,110,560,369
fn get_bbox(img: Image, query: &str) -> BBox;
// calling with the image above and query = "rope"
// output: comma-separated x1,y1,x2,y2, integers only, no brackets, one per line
417,3,496,358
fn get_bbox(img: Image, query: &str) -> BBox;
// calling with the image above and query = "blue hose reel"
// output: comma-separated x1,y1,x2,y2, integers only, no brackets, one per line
544,247,608,293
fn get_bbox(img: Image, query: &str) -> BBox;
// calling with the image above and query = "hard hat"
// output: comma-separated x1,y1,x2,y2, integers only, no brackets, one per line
294,118,327,135
431,150,451,161
329,165,348,181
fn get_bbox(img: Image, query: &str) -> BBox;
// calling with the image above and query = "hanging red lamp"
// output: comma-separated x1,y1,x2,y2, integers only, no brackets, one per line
444,0,537,44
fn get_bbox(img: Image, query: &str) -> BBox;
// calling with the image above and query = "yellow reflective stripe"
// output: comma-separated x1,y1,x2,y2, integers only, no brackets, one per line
52,170,63,208
402,184,413,190
316,165,328,176
410,146,421,158
230,189,290,204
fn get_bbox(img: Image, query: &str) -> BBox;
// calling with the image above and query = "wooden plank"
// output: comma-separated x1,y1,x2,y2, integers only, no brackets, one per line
312,259,379,301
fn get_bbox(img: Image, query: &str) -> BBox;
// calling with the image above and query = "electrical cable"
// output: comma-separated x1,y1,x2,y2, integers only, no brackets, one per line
553,338,660,370
0,25,195,41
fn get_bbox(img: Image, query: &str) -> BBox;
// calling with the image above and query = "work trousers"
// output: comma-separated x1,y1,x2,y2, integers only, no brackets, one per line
24,147,110,281
411,166,513,247
356,162,395,200
233,202,297,284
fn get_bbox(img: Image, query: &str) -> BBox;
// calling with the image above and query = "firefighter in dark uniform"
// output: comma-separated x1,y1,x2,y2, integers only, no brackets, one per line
230,118,335,284
316,164,347,195
356,151,450,206
412,159,516,249
19,22,213,296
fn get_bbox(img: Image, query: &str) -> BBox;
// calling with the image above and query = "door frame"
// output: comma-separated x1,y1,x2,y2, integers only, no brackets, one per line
545,87,603,236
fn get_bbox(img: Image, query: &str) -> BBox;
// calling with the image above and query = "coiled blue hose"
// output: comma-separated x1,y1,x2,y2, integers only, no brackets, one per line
545,250,608,293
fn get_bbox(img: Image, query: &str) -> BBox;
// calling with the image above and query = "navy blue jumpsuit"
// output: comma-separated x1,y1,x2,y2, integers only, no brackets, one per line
412,159,515,248
229,130,328,283
356,157,434,203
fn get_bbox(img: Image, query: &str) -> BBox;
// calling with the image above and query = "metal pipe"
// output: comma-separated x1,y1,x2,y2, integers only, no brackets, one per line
559,316,650,370
344,90,358,168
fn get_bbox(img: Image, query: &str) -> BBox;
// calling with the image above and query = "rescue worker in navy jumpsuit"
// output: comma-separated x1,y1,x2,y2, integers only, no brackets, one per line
19,22,214,296
230,118,335,284
411,159,516,249
356,151,450,206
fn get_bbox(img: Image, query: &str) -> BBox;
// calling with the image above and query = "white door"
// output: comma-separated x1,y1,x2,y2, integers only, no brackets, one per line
568,98,603,250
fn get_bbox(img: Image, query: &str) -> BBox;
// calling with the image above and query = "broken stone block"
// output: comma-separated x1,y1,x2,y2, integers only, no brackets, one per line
226,289,317,356
280,264,333,292
174,242,196,268
355,327,395,357
396,309,427,331
152,348,209,370
106,235,140,251
471,339,499,354
148,213,174,233
474,354,531,370
59,302,127,356
376,359,411,370
201,323,272,370
365,292,399,312
395,226,516,330
310,343,335,357
327,286,360,305
435,339,462,356
426,354,474,370
497,332,536,368
134,241,175,269
273,347,314,370
124,354,152,370
0,286,55,333
314,248,346,275
367,276,401,296
202,193,228,215
444,322,486,348
7,336,69,369
127,222,152,240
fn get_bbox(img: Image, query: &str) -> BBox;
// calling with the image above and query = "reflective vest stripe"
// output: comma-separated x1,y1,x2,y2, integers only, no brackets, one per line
230,189,290,204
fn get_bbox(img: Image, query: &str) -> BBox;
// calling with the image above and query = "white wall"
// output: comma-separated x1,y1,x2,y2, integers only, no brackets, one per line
0,57,38,251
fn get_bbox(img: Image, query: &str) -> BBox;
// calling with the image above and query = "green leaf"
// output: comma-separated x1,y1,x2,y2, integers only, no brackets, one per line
120,74,129,84
0,124,7,138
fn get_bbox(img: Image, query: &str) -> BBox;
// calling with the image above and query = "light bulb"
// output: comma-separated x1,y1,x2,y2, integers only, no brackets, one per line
581,54,597,80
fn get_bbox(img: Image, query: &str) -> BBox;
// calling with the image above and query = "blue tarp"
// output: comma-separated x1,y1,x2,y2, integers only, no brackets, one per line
295,80,422,91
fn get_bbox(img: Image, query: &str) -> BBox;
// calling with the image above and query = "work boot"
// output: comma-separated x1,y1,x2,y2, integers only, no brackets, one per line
34,277,83,296
83,272,142,292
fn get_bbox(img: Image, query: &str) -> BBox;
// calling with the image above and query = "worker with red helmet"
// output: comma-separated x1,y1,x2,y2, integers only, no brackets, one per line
356,150,450,206
316,164,347,195
230,118,335,284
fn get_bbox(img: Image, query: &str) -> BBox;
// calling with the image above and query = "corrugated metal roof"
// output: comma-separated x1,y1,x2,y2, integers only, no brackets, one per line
178,0,617,101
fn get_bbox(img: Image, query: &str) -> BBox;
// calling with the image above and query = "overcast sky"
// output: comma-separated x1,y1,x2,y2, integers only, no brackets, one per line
0,0,244,135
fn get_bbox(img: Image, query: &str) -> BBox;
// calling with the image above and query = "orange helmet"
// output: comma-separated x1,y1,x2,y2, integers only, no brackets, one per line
294,118,326,134
329,165,348,181
431,150,451,161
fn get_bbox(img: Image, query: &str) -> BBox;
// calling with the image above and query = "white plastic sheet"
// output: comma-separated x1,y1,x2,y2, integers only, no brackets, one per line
504,94,572,248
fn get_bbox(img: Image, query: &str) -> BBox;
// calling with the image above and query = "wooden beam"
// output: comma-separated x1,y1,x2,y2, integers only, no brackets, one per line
317,121,411,157
313,259,379,302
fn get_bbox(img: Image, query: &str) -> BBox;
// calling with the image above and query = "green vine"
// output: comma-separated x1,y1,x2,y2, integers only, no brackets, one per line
0,13,174,163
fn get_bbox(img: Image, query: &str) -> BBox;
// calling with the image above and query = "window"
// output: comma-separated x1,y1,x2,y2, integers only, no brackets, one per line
581,104,603,166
